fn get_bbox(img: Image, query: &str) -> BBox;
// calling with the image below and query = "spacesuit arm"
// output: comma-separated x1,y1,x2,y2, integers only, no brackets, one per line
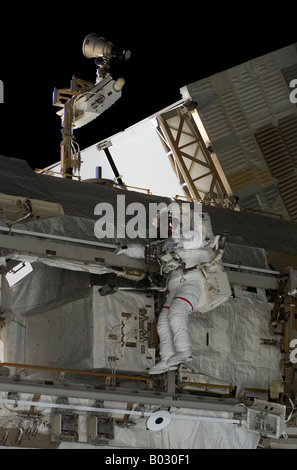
180,229,203,249
115,243,145,259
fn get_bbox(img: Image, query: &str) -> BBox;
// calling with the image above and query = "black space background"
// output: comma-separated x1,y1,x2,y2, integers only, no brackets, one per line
0,6,295,172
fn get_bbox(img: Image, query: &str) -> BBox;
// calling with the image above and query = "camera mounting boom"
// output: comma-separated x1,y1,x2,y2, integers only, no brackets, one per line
53,34,130,178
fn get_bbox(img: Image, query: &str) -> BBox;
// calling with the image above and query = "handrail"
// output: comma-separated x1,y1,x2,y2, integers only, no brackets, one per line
1,362,152,388
35,169,152,193
243,208,284,219
35,169,82,180
175,195,218,204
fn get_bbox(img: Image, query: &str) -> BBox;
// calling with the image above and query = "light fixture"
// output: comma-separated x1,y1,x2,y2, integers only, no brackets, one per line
82,33,131,61
5,261,33,287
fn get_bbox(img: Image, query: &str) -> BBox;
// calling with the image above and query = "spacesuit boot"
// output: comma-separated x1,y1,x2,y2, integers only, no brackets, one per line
148,357,178,375
166,351,193,367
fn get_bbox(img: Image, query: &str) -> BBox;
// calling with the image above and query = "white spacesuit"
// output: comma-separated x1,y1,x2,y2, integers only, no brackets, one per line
117,210,218,374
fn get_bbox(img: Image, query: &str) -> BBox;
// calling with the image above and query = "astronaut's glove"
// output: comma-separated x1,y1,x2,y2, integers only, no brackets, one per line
115,243,145,259
164,260,181,273
114,244,128,255
160,253,181,273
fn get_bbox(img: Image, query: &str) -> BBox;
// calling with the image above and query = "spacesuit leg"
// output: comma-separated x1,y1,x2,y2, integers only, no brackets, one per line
148,292,178,374
157,306,176,358
167,271,206,366
166,297,193,365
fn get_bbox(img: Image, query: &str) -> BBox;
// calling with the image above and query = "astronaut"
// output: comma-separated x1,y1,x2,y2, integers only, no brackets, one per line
117,207,217,374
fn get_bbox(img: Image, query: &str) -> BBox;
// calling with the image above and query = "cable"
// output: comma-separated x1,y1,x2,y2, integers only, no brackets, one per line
285,397,295,423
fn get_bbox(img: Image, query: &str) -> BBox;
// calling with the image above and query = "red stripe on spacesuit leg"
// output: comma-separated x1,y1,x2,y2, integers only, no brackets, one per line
173,296,194,311
163,306,170,309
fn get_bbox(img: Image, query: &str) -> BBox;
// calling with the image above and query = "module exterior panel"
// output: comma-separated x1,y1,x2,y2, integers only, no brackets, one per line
182,43,297,221
25,288,155,374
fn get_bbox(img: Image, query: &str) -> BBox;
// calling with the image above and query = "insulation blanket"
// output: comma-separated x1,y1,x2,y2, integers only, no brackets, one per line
58,408,259,449
24,287,155,373
108,408,260,449
189,289,282,395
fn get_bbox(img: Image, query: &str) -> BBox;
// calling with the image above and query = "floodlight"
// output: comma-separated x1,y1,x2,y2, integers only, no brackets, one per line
82,33,131,61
